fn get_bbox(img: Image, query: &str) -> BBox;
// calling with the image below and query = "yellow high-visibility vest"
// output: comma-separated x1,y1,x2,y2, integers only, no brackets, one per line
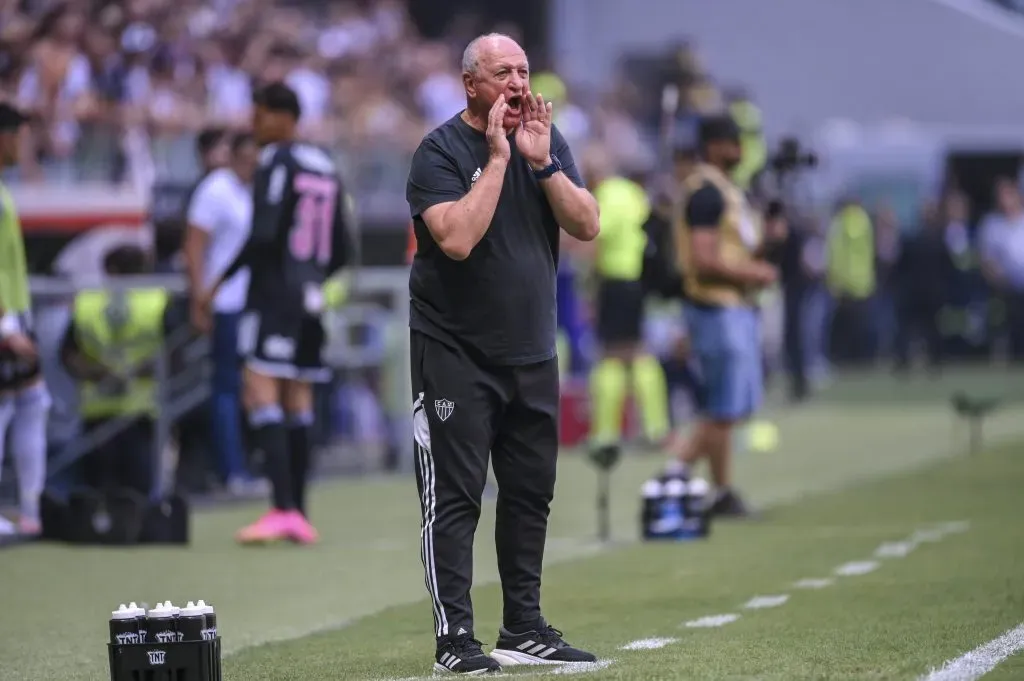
72,288,168,419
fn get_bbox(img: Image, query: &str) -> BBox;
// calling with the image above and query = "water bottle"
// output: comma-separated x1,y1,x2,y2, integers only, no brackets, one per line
109,604,140,645
145,602,177,644
681,477,712,538
197,600,217,640
177,601,206,642
651,478,687,537
131,603,147,642
640,479,664,539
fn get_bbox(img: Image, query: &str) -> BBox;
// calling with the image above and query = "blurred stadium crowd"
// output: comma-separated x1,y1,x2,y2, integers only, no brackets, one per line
0,0,661,206
5,0,1024,535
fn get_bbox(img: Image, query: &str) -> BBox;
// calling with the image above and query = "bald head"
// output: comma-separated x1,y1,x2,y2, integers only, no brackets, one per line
460,32,530,131
461,33,526,76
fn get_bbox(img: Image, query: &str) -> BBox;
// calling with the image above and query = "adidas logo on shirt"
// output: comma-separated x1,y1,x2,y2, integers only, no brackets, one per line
471,167,482,185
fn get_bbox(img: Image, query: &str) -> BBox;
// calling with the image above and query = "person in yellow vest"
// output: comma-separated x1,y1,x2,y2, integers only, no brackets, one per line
668,115,787,517
0,101,50,537
60,245,171,498
726,90,768,193
826,198,875,365
584,147,671,459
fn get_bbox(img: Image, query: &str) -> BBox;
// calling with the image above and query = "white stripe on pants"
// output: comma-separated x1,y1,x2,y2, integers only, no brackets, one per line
414,392,449,637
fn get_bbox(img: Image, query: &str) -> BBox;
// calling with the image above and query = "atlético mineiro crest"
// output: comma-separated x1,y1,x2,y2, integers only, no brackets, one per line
435,399,455,422
147,650,166,665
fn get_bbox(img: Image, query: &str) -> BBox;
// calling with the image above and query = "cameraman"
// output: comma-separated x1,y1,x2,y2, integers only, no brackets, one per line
764,137,820,400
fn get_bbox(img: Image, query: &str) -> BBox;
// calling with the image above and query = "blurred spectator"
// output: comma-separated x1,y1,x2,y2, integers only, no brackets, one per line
892,202,952,373
59,244,170,498
873,203,902,359
798,218,831,383
183,130,262,493
978,177,1024,362
827,198,876,366
14,3,93,183
780,213,815,401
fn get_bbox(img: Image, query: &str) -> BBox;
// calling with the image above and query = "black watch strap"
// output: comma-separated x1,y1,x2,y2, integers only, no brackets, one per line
533,155,562,180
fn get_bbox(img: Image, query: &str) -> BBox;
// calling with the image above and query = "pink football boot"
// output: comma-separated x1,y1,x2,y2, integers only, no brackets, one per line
235,509,293,544
284,510,319,545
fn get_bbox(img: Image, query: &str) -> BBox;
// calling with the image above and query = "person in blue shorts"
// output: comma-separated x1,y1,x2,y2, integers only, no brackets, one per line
667,115,786,517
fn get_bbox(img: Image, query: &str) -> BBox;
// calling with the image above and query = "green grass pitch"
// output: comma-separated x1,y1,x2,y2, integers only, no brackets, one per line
2,367,1024,680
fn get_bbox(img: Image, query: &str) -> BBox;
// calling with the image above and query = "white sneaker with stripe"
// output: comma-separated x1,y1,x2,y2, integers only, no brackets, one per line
433,634,502,675
490,620,597,666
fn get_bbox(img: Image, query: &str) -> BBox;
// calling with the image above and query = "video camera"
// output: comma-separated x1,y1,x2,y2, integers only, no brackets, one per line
769,137,818,175
757,136,818,216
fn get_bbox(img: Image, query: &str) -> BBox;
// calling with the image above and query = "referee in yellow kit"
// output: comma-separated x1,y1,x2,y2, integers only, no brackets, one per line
583,149,670,459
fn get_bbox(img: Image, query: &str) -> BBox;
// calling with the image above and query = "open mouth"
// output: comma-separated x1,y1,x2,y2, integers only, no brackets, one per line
507,95,522,113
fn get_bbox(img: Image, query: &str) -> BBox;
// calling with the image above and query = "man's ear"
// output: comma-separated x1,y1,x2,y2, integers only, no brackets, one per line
462,72,476,99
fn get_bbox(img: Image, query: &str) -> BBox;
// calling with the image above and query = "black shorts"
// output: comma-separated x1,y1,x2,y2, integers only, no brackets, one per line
237,305,330,383
595,279,645,344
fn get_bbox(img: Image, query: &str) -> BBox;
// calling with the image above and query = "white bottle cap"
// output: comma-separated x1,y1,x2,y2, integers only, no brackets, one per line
111,604,134,620
688,477,710,497
665,479,687,496
147,602,176,619
641,480,663,498
196,599,215,614
179,601,205,618
128,602,144,617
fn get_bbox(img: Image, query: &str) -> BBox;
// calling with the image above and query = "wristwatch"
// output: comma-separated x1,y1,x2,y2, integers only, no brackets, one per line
533,155,562,180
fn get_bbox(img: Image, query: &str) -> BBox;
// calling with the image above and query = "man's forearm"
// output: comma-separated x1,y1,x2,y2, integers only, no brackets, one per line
538,168,600,241
183,227,206,295
695,256,765,287
435,157,507,260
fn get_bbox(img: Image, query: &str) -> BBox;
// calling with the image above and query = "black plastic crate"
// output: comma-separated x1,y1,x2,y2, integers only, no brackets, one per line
108,638,221,681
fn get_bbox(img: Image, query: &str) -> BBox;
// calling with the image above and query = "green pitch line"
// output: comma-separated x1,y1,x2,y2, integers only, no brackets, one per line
1,368,1022,680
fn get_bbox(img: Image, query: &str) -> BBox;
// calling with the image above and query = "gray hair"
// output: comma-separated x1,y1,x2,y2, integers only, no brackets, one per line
461,33,522,75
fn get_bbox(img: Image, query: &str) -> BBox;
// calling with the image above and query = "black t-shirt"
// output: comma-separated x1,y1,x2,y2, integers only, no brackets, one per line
221,142,353,315
685,181,725,229
406,114,585,366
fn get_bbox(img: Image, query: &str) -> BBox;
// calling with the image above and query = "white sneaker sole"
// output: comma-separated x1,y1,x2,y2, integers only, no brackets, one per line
432,662,493,675
489,649,565,667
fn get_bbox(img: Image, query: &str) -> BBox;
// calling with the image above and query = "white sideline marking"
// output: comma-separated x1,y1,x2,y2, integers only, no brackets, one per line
744,595,789,610
911,529,948,544
934,520,971,535
911,520,972,546
919,622,1024,681
547,659,616,675
794,578,834,589
684,614,740,628
834,560,879,576
621,638,678,650
875,541,916,558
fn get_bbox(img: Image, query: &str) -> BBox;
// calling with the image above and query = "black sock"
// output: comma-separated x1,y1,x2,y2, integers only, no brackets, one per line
287,419,312,516
250,407,293,511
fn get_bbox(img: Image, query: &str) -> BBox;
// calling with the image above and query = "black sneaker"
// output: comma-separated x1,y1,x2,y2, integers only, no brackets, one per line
491,619,596,666
434,633,502,675
708,488,751,518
